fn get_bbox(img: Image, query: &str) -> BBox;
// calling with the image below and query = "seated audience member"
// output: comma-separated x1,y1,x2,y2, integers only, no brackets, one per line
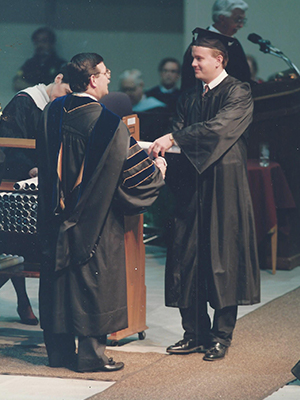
119,69,169,141
13,27,66,92
119,69,166,112
101,91,132,118
0,67,71,325
145,58,181,114
246,55,264,83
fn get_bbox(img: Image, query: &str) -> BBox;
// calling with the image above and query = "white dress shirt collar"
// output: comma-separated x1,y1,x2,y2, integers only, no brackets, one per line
205,69,228,91
73,92,98,102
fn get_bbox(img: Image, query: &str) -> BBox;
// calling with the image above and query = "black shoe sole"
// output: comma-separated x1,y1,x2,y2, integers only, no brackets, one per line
203,355,226,361
203,348,228,361
77,364,124,372
167,345,207,354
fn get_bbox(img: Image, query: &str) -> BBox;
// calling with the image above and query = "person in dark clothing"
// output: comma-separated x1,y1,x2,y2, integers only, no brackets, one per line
149,29,260,361
1,68,71,181
119,69,170,142
0,69,71,325
13,27,66,92
181,0,251,92
37,53,166,372
146,58,181,114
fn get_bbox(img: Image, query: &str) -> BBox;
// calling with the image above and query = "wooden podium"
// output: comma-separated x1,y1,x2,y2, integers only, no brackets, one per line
249,78,300,270
109,114,148,343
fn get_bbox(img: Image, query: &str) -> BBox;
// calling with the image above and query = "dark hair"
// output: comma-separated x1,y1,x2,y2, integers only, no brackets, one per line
67,53,104,92
158,57,181,73
58,64,70,84
31,27,56,44
193,38,229,68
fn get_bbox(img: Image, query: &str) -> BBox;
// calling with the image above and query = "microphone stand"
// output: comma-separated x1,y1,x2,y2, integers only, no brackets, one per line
269,51,300,77
259,43,300,77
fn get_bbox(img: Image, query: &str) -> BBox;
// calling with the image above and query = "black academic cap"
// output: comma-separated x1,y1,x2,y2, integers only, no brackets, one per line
192,27,238,51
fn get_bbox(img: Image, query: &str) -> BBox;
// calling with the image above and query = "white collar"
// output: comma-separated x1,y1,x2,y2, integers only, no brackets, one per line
208,25,236,38
159,85,176,94
21,84,49,110
73,92,98,102
204,69,228,91
208,25,220,34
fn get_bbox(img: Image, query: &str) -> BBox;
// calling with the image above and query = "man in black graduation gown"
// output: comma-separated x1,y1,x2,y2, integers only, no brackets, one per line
37,53,166,372
181,0,251,92
149,29,260,361
0,68,70,326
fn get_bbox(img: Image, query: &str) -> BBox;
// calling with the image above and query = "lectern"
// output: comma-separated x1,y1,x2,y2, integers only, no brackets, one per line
249,78,300,270
109,114,148,343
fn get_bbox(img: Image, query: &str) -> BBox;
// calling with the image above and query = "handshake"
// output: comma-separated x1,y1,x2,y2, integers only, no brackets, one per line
141,133,180,180
153,156,167,179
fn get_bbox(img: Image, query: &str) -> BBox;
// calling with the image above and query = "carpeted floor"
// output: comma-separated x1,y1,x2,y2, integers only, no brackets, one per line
0,287,299,400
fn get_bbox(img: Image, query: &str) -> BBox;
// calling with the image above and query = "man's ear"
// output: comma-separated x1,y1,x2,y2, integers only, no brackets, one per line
89,74,97,88
54,73,63,84
216,54,223,68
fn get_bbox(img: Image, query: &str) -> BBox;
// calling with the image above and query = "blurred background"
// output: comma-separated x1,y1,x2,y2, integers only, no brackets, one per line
0,0,299,107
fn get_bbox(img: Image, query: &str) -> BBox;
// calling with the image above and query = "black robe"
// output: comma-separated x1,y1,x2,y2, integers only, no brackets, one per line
0,92,40,180
165,75,260,310
37,94,164,336
145,85,181,114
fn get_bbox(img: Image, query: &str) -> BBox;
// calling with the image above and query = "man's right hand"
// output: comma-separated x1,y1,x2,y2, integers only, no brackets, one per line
148,133,174,158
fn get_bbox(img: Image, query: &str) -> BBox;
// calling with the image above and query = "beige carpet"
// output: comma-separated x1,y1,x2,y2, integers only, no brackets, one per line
0,287,299,400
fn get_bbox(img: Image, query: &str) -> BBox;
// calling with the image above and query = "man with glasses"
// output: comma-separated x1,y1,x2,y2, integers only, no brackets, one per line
181,0,251,91
119,69,169,142
146,58,181,114
38,53,166,373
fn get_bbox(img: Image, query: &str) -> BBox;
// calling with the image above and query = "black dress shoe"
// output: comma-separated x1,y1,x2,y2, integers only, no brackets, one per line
17,305,39,326
203,342,228,361
78,357,124,372
166,339,207,354
98,358,124,372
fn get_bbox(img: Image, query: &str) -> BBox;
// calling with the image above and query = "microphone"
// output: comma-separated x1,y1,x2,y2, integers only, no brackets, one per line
248,33,282,54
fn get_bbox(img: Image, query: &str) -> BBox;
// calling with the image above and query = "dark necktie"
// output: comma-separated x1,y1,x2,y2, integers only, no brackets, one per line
202,84,209,97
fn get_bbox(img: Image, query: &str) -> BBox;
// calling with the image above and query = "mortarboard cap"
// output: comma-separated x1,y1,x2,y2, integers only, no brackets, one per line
192,27,238,52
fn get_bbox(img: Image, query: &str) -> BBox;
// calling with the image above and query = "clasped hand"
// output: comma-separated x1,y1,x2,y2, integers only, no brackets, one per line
148,133,174,158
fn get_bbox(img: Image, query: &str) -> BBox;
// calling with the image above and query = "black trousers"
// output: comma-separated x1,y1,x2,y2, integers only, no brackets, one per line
180,303,238,348
43,330,108,371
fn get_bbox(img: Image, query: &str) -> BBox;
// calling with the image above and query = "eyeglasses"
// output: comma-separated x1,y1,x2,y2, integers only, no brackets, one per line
161,68,180,74
94,68,111,78
233,17,247,25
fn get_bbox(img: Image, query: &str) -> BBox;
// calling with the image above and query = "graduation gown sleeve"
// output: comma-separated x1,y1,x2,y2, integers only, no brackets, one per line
173,79,253,174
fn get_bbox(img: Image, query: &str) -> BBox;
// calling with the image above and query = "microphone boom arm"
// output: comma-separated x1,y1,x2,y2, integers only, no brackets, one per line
268,50,300,77
248,33,300,77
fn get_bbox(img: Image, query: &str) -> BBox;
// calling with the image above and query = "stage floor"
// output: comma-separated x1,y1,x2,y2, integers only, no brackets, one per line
0,245,299,400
